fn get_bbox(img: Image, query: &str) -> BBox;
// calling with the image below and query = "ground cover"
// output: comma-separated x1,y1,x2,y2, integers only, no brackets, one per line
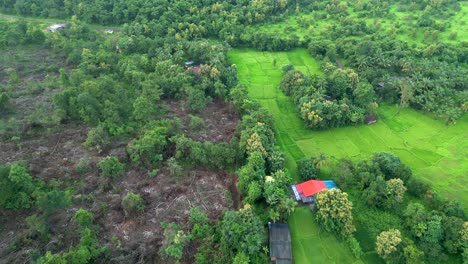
229,48,468,263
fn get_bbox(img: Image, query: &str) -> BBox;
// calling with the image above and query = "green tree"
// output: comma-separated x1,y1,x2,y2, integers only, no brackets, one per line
385,178,407,209
160,222,189,262
219,205,266,258
376,229,402,263
97,156,125,178
297,157,319,181
315,189,356,238
121,192,145,217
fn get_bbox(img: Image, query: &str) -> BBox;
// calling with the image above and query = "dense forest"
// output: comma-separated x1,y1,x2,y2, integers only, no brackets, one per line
0,0,466,263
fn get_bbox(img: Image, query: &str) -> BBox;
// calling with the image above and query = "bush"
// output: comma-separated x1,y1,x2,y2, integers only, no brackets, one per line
188,114,204,131
167,157,183,177
98,156,125,178
75,158,91,176
0,92,10,112
297,158,319,181
407,178,431,198
121,192,144,217
346,236,363,258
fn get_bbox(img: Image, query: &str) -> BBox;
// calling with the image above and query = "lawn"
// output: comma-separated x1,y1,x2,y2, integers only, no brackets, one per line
229,48,468,263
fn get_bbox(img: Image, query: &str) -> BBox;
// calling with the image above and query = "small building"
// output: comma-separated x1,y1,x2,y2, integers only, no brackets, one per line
47,24,65,32
184,61,195,68
365,114,378,125
105,29,114,34
184,61,200,76
291,180,337,204
269,222,292,264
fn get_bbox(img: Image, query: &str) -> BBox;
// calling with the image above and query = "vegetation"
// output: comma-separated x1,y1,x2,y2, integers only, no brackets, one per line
0,0,466,263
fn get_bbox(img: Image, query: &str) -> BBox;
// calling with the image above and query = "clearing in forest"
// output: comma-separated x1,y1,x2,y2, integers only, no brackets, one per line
229,48,468,263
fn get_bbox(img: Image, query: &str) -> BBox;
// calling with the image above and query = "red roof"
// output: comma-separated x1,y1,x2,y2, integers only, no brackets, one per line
295,180,327,197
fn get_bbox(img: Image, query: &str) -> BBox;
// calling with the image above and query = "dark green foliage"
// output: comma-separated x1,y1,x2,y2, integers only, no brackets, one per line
36,188,72,217
407,178,431,198
171,134,239,169
297,157,319,181
97,156,125,178
0,92,10,112
121,192,145,217
219,206,266,258
372,152,412,183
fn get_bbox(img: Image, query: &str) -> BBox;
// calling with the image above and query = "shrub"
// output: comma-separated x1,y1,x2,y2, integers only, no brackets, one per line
346,236,363,258
160,222,189,261
83,126,110,153
75,158,91,176
97,156,124,178
167,157,182,177
406,178,431,198
0,92,10,112
74,208,94,228
121,192,144,217
188,114,204,131
297,158,319,181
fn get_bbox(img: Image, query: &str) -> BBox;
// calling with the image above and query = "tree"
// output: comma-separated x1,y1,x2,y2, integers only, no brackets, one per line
315,189,356,238
121,192,145,217
385,178,407,209
160,222,189,262
219,205,266,258
403,244,425,264
376,229,402,263
297,157,319,181
97,156,125,178
0,164,36,209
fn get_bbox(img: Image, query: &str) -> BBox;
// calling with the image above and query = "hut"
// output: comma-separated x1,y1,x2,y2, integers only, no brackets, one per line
365,115,378,125
47,24,65,32
269,223,292,264
291,179,337,204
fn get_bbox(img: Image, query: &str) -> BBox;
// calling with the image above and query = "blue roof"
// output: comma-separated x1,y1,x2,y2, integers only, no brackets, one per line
323,180,337,190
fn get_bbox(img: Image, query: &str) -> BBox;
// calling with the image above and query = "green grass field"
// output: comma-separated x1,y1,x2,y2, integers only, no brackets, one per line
229,48,468,263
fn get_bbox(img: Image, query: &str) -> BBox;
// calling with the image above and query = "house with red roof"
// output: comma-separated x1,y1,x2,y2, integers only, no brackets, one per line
291,180,337,203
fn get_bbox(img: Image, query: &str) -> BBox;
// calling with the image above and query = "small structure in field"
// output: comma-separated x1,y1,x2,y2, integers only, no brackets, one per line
365,114,378,125
184,61,200,76
291,180,337,204
105,29,114,34
269,222,292,264
47,24,65,32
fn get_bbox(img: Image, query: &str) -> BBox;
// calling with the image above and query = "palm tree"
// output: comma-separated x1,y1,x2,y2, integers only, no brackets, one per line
314,154,329,169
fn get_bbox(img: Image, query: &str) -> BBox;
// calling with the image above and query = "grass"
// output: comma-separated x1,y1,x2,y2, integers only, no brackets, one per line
229,48,468,263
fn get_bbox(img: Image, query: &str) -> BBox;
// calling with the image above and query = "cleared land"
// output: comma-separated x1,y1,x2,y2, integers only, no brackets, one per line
229,48,468,263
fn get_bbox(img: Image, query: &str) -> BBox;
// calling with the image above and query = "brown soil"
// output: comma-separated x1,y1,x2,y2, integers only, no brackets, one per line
166,99,240,143
0,123,234,263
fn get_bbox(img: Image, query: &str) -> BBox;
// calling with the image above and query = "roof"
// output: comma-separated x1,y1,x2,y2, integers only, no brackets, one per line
295,180,327,197
269,223,292,263
365,115,378,124
323,180,338,190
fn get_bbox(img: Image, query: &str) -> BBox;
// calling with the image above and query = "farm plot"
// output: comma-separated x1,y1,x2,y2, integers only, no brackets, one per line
229,48,468,263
